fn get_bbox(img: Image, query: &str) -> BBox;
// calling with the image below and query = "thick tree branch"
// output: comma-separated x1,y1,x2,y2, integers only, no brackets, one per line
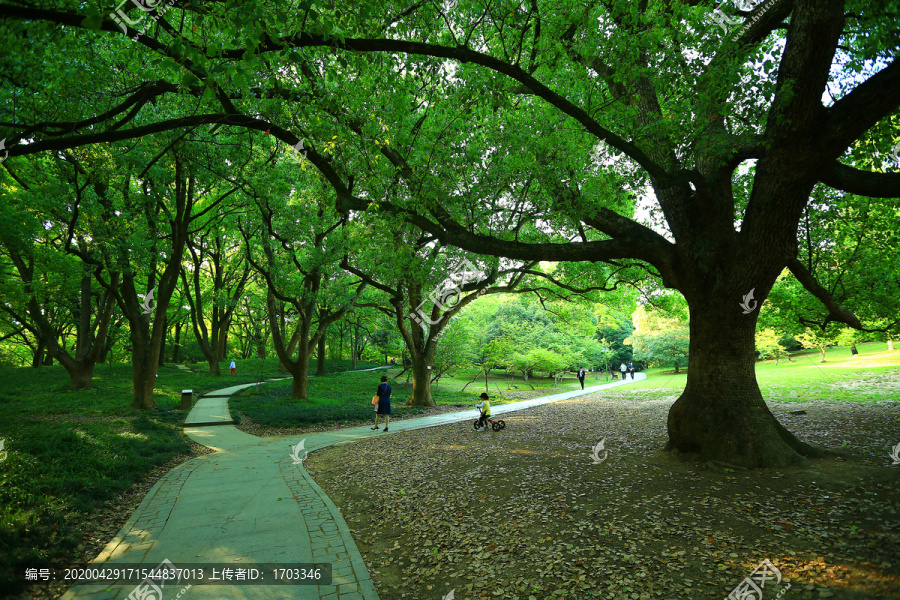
4,114,265,158
825,59,900,155
819,162,900,198
786,257,863,329
235,34,683,186
764,0,843,149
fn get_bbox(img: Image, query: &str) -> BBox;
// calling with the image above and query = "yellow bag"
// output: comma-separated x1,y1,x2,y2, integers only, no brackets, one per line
372,395,379,405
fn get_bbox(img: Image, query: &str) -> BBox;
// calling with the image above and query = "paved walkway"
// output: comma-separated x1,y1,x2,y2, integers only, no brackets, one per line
61,372,645,600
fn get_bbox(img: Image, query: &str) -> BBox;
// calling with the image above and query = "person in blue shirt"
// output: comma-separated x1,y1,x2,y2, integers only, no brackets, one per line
372,375,391,432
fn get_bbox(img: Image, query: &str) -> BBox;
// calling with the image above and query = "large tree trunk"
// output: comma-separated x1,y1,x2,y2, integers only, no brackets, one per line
48,272,113,389
889,338,895,351
407,355,435,407
129,328,160,409
67,363,95,390
666,300,826,468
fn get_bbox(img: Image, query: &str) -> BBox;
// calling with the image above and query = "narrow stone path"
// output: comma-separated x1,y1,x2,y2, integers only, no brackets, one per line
61,372,645,599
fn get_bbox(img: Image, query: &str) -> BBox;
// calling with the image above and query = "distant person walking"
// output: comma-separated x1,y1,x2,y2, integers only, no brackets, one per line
620,362,627,380
372,375,391,432
230,359,236,375
577,367,586,390
628,362,635,380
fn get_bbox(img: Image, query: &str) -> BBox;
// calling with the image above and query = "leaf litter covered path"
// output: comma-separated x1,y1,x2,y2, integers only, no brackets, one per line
305,389,900,600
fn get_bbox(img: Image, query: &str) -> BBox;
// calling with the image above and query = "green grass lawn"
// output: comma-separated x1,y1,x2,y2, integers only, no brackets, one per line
231,366,586,428
414,367,585,397
0,357,361,594
630,341,900,403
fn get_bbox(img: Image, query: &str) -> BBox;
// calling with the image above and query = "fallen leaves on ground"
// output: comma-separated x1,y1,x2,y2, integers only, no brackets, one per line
306,389,900,600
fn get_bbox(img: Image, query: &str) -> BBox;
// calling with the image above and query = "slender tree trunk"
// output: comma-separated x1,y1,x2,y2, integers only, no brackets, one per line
100,331,116,363
129,328,159,409
291,343,311,400
32,339,45,368
172,321,182,362
666,300,826,468
317,335,326,376
521,370,533,389
889,339,895,351
255,330,267,358
216,321,229,361
158,316,167,367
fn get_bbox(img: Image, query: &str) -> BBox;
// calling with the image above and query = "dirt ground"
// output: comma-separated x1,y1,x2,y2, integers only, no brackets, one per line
305,389,900,600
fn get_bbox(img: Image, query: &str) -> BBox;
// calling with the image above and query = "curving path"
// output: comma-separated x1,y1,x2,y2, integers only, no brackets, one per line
60,371,646,600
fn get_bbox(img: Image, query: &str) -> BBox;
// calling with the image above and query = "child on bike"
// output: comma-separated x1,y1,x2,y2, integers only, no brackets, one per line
475,393,491,431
